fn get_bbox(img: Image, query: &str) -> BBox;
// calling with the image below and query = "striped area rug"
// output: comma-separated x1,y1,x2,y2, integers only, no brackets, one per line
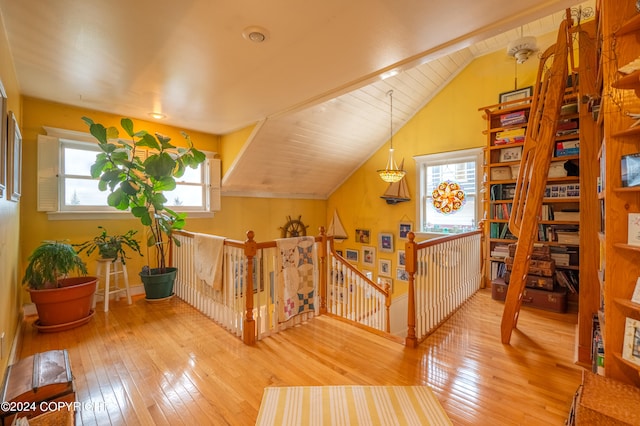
255,385,452,425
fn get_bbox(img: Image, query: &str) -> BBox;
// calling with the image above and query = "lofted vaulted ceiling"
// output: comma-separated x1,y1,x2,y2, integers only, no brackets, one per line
0,0,592,198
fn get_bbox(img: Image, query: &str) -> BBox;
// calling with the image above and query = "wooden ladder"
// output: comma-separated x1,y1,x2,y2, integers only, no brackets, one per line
500,18,571,344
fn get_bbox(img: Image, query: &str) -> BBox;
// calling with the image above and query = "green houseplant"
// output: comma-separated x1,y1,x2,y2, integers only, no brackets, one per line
23,240,97,330
82,117,206,299
75,226,143,264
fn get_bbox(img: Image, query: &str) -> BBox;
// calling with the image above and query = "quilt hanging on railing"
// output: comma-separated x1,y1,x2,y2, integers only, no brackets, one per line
276,236,316,323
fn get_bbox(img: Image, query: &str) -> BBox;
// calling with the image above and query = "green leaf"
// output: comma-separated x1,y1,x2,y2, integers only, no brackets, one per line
88,123,108,144
191,148,206,164
107,189,129,210
106,126,119,140
100,169,123,183
121,180,140,195
144,152,176,179
137,133,161,151
121,118,134,136
153,176,176,192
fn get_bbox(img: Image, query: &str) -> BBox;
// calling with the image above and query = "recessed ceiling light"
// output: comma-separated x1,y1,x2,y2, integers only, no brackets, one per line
242,26,270,43
149,112,166,120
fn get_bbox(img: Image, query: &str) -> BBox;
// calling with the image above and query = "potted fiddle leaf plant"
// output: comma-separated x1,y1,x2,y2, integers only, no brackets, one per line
23,240,98,331
75,226,143,264
82,117,206,300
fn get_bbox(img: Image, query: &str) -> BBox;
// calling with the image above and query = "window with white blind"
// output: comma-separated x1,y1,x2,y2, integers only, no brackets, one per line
38,127,221,218
415,148,482,234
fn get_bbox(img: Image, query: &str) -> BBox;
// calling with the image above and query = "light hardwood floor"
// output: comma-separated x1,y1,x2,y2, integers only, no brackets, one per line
16,289,584,425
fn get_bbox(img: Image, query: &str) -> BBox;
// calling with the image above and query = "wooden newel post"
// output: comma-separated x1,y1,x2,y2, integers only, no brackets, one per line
318,226,328,314
244,230,257,345
405,232,418,348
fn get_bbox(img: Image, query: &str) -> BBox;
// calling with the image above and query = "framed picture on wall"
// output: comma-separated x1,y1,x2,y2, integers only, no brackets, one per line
397,250,406,267
378,259,391,277
345,249,359,262
499,86,533,108
356,228,371,244
362,246,376,266
378,232,394,253
7,111,21,202
622,317,640,367
396,268,409,282
399,222,412,239
377,277,393,292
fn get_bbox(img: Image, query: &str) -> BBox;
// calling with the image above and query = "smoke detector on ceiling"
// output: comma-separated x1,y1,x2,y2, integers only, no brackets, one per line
507,35,538,64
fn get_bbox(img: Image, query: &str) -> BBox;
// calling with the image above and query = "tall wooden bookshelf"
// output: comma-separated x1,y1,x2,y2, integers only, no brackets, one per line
599,0,640,386
479,19,600,366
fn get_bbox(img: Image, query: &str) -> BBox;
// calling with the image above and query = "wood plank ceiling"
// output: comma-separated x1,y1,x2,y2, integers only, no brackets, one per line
0,0,592,198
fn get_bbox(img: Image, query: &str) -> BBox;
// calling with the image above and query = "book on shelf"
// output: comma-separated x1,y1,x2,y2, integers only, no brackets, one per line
545,183,580,198
621,153,640,187
495,128,525,144
556,230,580,245
555,140,579,157
490,244,510,258
556,270,577,293
499,111,526,126
628,213,640,247
632,277,640,305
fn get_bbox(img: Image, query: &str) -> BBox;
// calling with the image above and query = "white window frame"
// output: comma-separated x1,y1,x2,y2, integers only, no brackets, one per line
414,147,482,234
38,127,221,220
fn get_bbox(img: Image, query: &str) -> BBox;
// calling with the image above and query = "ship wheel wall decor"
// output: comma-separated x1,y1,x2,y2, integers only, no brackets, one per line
280,215,309,238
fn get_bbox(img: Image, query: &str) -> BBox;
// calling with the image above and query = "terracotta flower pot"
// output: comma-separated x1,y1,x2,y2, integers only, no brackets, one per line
28,277,98,328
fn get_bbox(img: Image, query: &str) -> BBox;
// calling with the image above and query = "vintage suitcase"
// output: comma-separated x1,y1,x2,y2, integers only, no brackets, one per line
491,278,567,313
0,350,75,426
504,271,555,291
508,243,551,260
504,256,556,277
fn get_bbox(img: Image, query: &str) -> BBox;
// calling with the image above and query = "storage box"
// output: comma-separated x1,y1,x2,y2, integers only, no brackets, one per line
548,162,568,178
491,166,511,181
556,140,580,157
504,271,555,291
1,350,75,426
499,146,522,162
575,371,640,425
504,256,555,277
491,278,566,312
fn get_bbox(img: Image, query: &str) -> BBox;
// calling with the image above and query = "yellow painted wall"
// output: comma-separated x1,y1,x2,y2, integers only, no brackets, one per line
20,97,327,291
0,14,22,373
220,124,256,176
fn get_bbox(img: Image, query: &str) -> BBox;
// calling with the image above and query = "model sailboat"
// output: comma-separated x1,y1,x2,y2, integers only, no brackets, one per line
327,210,348,240
381,160,410,205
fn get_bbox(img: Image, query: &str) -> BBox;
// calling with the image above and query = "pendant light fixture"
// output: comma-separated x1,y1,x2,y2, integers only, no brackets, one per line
378,90,406,183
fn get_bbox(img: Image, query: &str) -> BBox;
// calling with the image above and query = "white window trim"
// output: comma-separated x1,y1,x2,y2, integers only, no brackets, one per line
38,126,221,220
414,147,483,234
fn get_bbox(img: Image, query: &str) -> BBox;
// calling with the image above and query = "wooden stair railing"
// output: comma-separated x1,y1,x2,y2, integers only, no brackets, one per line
501,18,570,344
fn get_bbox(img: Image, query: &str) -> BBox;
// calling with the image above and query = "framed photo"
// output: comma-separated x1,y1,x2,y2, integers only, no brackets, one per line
0,81,6,199
356,228,371,244
363,270,373,280
622,317,640,367
397,250,406,267
499,146,522,163
378,259,391,277
396,267,409,282
499,86,533,108
399,222,413,239
7,111,21,202
378,232,394,253
632,277,640,304
377,277,393,292
335,249,343,257
345,249,359,262
362,246,376,266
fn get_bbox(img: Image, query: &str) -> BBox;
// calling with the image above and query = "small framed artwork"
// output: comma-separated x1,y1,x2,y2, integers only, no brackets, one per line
629,213,640,247
363,270,373,280
0,81,6,199
396,267,409,282
622,317,640,367
378,232,394,253
378,259,391,277
632,277,640,304
356,228,371,244
399,222,413,239
335,249,343,257
499,86,533,109
345,249,359,262
397,250,406,267
499,146,523,163
377,277,393,292
7,111,21,202
362,246,376,266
